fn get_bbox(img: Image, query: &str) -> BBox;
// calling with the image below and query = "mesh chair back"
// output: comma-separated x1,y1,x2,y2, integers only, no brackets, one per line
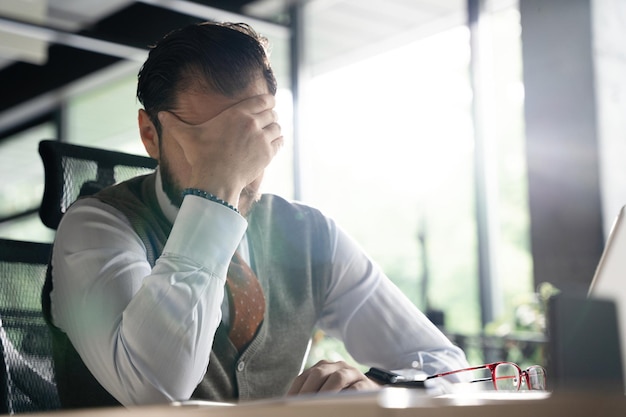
0,239,60,413
38,140,157,230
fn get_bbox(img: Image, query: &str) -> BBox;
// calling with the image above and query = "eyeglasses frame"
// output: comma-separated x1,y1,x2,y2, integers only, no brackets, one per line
425,361,546,391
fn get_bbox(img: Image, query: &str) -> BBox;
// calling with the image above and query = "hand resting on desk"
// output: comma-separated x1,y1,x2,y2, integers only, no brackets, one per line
287,360,382,395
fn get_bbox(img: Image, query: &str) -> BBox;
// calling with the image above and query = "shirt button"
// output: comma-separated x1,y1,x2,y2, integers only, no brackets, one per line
237,361,245,372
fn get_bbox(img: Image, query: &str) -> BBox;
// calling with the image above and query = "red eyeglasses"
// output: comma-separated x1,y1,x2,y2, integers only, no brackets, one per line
426,362,547,391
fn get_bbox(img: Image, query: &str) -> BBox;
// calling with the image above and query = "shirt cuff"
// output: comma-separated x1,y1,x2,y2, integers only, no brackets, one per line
163,194,248,276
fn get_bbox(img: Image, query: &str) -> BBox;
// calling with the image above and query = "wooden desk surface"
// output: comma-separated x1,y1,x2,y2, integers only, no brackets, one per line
18,389,626,417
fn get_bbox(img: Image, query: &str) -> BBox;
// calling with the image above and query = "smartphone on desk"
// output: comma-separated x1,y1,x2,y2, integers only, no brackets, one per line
365,367,427,388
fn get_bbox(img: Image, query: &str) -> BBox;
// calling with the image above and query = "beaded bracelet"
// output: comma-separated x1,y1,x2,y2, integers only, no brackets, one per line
182,188,239,214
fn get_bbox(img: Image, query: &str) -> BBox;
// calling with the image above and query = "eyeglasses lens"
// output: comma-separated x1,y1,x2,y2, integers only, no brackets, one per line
494,363,521,390
526,366,547,390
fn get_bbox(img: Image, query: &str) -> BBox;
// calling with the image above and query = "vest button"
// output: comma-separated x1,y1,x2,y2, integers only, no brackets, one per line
237,361,245,372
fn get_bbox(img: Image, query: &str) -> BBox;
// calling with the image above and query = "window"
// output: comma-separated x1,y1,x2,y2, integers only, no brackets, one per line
0,122,56,242
304,26,480,335
65,71,146,155
302,0,534,365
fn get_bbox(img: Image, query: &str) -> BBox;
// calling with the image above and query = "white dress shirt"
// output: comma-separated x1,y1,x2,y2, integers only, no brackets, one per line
49,170,468,406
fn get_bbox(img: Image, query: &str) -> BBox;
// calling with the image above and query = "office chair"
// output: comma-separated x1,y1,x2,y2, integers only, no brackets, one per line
0,238,60,413
27,141,154,410
38,140,157,230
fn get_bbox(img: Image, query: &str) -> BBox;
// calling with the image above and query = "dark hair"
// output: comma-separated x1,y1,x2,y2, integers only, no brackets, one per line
137,22,277,135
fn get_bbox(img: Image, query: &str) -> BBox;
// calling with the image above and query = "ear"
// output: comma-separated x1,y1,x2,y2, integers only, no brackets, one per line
138,109,160,160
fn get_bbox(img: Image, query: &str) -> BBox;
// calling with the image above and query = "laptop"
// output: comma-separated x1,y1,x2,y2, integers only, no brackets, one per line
584,204,626,391
546,205,626,393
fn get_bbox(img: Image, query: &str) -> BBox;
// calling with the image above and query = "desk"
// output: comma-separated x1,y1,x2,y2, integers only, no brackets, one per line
18,389,626,417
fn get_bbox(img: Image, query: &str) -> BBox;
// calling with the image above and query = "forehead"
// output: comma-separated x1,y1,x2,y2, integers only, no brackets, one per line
172,76,270,125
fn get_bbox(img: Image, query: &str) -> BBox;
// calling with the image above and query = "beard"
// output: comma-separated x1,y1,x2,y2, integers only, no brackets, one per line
159,152,262,216
160,153,184,208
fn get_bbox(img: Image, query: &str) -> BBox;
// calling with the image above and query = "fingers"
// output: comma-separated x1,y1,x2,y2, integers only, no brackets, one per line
252,107,281,146
242,93,276,116
157,110,207,149
212,93,276,129
158,94,281,145
156,110,203,162
157,110,192,134
257,108,279,132
234,97,283,159
287,360,381,396
264,116,283,155
236,97,281,146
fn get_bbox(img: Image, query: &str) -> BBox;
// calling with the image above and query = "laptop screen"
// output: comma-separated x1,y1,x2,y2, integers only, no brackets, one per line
587,205,626,391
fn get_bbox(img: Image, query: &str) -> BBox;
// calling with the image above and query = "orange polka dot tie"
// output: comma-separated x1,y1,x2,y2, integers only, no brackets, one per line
226,252,266,351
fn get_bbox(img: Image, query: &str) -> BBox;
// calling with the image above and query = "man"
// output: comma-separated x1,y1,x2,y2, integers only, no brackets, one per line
43,22,467,408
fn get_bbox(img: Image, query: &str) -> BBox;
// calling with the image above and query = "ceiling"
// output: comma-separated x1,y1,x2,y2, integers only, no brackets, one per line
0,0,466,139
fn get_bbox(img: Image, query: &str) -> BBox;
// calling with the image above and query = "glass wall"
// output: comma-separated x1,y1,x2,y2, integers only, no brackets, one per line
484,5,534,334
302,1,534,365
304,26,479,333
66,72,145,155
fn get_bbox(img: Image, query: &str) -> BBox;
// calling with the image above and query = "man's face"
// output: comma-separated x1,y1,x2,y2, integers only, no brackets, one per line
158,77,271,215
